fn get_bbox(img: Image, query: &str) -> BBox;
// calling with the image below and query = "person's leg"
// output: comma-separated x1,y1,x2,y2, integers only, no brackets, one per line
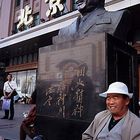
1,110,9,119
5,110,9,118
20,123,27,140
9,97,14,119
20,122,35,139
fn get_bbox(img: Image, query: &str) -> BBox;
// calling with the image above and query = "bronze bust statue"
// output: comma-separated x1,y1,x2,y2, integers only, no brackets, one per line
58,0,131,42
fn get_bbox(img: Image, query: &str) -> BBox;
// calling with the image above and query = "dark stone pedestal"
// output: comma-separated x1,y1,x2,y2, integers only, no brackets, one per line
36,33,138,140
36,115,90,140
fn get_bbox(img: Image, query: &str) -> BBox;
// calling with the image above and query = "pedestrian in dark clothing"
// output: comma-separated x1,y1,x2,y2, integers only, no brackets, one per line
20,90,37,140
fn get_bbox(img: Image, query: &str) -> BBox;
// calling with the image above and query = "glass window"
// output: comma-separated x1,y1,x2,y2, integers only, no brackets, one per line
33,13,40,26
28,54,33,62
9,58,14,66
13,57,18,65
18,56,23,64
33,52,38,61
26,70,36,97
11,70,37,98
15,0,20,7
23,55,28,63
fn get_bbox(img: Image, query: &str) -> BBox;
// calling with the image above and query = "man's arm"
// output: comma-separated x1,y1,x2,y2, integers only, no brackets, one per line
82,120,95,140
82,110,111,140
3,83,8,99
3,90,7,98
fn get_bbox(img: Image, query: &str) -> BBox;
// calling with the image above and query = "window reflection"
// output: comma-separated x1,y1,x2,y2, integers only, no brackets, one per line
11,70,36,98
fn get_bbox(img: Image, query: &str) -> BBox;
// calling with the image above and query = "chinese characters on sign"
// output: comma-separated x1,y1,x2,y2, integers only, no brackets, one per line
45,0,64,17
17,5,33,30
17,1,65,30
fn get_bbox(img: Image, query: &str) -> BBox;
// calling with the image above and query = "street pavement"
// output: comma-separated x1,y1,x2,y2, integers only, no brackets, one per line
0,103,33,140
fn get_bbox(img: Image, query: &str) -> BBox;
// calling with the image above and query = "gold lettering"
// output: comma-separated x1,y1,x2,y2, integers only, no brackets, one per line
45,0,64,17
72,104,83,117
17,5,33,29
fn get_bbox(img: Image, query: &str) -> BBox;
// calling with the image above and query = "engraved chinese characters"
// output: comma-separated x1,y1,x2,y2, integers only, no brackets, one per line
42,62,93,120
69,63,93,119
43,82,66,118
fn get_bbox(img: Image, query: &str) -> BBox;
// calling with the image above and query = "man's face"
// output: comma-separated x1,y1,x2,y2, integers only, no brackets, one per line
106,93,130,117
7,74,12,81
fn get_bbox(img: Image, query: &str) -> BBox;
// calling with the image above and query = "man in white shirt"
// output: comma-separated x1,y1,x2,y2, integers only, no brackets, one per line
1,74,17,120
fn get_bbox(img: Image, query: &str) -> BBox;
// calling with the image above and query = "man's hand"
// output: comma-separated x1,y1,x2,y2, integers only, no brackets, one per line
7,93,12,98
4,95,9,99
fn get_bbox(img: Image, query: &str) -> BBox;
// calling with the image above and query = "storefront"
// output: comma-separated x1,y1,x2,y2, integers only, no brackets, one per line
0,0,140,139
0,0,140,100
0,5,80,97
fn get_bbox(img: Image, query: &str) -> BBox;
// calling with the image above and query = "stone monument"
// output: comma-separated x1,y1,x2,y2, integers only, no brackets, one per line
36,1,133,139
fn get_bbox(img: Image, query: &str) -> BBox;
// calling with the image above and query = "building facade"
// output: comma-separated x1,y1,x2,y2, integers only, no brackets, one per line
0,0,79,97
0,0,140,99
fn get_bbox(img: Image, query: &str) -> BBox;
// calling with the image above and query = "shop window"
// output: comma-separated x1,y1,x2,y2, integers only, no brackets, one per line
11,70,37,98
13,57,18,65
28,54,33,62
15,0,20,7
18,56,23,64
9,58,14,66
23,55,28,63
33,52,38,61
33,13,40,26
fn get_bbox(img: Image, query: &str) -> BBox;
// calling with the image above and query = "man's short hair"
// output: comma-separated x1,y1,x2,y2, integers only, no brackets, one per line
7,73,12,78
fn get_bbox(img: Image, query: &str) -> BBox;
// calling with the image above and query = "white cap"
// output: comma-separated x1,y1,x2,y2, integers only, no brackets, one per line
99,82,133,98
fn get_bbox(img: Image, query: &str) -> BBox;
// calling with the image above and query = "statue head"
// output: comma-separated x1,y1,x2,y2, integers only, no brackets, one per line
76,0,105,14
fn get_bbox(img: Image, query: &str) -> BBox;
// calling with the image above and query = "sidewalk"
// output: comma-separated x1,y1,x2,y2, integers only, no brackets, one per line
0,103,32,140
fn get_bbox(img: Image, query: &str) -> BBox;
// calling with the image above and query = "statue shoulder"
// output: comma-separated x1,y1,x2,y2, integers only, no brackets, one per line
108,9,131,40
107,9,131,20
58,16,80,39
